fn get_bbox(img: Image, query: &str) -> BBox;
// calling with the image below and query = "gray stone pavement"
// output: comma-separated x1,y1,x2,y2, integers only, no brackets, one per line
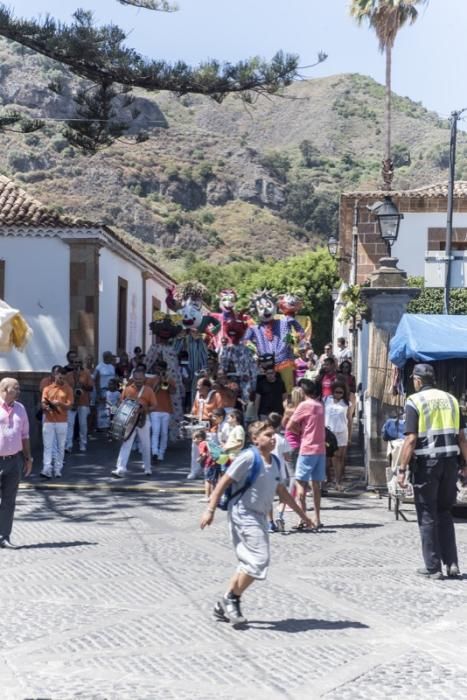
2,436,466,698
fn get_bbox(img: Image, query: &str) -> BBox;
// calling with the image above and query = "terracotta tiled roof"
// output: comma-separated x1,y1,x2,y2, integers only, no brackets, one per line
0,174,91,227
342,181,467,199
0,175,176,284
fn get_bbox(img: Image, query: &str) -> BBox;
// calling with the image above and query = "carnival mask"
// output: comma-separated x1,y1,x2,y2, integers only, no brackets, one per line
180,297,204,329
219,289,237,312
278,293,303,317
250,290,277,323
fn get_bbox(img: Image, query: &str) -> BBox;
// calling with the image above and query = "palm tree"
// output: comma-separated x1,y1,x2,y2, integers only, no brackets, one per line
350,0,428,189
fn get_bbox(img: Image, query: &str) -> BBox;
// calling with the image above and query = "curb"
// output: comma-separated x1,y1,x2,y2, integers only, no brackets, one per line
19,481,205,494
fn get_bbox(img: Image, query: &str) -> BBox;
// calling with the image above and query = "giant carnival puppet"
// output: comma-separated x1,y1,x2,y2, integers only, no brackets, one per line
146,312,185,440
166,281,220,401
244,289,304,392
210,288,239,350
218,314,257,401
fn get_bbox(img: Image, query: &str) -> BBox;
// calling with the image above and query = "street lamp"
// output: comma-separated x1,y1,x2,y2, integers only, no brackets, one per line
371,195,404,256
327,235,338,257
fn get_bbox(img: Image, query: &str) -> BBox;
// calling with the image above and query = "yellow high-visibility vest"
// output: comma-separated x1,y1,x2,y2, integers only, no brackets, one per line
407,388,460,458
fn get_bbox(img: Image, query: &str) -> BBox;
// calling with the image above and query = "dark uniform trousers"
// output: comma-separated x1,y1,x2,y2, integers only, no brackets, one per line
413,456,458,572
0,453,22,540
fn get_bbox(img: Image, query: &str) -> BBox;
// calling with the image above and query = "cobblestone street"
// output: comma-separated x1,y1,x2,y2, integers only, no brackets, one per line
2,441,467,699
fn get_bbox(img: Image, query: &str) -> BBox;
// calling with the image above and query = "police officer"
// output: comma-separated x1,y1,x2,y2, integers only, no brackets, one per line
398,363,467,579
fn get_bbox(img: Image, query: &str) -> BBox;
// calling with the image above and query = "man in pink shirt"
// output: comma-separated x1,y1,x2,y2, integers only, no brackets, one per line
0,377,32,549
286,379,325,529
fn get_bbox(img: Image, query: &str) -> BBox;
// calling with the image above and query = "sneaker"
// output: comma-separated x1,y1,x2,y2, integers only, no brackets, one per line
54,472,62,479
275,517,285,533
186,473,197,480
111,469,127,479
79,447,86,453
268,521,278,533
39,470,52,479
0,537,19,549
446,564,461,579
219,593,247,627
143,469,152,476
416,567,443,580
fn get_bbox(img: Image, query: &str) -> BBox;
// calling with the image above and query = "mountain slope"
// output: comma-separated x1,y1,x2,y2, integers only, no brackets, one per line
0,38,462,276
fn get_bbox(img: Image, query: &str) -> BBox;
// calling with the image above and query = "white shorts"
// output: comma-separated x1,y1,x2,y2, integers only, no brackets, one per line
334,430,348,448
228,503,270,580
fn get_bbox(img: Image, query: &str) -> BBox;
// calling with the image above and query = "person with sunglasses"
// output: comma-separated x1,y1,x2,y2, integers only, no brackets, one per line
324,381,351,491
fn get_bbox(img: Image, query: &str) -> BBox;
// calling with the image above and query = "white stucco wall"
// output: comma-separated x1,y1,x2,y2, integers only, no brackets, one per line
98,247,145,357
144,277,168,350
391,212,467,278
0,235,70,372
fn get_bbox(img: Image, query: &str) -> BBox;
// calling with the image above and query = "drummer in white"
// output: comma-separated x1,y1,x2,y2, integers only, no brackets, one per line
111,369,157,478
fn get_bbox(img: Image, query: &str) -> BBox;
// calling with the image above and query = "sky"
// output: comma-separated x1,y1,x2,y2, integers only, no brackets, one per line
6,0,467,119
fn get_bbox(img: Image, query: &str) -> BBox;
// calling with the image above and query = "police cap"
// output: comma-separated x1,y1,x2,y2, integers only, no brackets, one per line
411,363,435,381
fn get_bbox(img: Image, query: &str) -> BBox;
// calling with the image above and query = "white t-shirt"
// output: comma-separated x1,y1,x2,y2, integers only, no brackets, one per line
272,433,292,481
94,362,116,390
223,424,246,455
324,397,348,435
227,449,282,515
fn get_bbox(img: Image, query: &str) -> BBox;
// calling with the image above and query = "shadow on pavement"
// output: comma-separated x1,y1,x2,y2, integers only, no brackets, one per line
329,522,384,529
15,487,185,524
246,618,369,633
17,540,98,550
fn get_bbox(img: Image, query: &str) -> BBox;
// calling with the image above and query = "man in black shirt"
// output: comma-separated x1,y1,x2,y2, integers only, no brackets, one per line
255,368,287,419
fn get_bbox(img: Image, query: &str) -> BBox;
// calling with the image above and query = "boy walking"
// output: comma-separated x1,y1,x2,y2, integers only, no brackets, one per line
200,421,313,627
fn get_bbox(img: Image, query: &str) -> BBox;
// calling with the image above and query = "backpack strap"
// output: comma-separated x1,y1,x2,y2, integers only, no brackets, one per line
230,447,263,505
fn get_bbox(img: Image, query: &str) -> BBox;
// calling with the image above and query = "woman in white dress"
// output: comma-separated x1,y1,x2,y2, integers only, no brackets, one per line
324,381,351,490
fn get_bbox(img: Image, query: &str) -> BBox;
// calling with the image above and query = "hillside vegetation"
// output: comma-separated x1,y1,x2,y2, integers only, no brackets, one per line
0,38,463,276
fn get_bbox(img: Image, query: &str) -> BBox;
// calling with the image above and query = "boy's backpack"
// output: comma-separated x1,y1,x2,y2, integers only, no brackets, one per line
325,427,338,457
218,447,279,511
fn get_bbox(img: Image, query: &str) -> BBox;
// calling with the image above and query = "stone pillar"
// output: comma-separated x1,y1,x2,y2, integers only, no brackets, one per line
64,239,101,362
360,258,420,490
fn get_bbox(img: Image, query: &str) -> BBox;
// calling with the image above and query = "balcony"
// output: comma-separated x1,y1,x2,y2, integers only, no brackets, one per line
425,251,467,288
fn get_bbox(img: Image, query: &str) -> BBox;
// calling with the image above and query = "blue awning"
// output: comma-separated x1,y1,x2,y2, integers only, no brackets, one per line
389,314,467,368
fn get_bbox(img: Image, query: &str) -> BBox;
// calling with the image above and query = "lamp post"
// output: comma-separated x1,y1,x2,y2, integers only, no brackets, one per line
327,235,338,257
372,195,404,256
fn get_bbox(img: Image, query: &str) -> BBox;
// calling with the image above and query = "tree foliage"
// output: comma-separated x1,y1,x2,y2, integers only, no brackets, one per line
184,249,338,350
406,276,467,315
0,2,312,152
282,179,339,236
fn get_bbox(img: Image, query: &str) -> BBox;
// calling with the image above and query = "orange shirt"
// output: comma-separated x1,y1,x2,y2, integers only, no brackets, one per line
39,376,53,392
122,384,157,412
148,377,175,414
211,388,236,410
42,383,73,423
65,369,94,407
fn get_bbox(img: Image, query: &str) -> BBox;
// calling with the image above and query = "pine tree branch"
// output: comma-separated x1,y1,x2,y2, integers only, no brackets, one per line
117,0,178,10
0,6,299,99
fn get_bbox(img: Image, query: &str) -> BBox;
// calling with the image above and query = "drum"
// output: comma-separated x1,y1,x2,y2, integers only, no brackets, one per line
110,399,142,441
179,419,210,440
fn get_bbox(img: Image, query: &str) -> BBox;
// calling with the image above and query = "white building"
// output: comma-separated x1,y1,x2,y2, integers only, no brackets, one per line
0,174,176,375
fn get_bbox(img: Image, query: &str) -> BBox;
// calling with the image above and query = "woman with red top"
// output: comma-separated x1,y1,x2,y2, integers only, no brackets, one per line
318,357,337,399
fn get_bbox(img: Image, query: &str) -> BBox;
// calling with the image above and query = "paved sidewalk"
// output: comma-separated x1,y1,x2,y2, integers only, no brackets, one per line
3,458,467,698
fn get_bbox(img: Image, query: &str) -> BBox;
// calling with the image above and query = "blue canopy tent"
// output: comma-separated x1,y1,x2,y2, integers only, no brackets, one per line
389,314,467,368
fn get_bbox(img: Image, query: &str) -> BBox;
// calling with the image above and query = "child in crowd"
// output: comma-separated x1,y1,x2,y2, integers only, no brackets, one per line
106,378,121,430
210,407,230,446
267,412,292,532
193,430,214,501
222,409,246,460
243,390,258,430
200,421,313,627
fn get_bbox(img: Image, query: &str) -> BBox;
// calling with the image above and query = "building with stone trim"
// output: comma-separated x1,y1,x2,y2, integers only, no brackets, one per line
0,175,176,442
339,181,467,286
0,174,176,371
